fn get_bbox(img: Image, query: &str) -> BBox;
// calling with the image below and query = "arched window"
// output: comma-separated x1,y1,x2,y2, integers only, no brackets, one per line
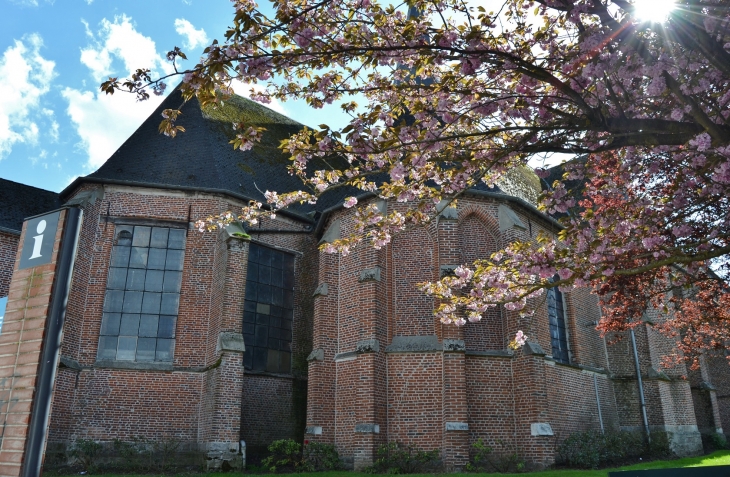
243,243,295,374
547,283,570,364
98,225,186,363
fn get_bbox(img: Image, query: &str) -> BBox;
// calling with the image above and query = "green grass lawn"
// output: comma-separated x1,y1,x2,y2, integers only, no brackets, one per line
239,451,730,477
52,450,730,477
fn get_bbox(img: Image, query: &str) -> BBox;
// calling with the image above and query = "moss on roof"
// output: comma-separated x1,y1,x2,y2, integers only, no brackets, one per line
202,95,304,169
495,165,542,205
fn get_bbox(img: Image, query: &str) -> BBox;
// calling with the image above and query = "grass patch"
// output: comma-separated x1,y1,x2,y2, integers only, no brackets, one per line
47,450,730,477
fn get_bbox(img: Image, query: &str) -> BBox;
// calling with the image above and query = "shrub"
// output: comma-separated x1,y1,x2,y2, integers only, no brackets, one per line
646,431,672,458
712,432,729,449
69,439,103,473
466,438,525,473
365,442,441,474
150,436,181,472
704,432,729,452
557,429,672,469
303,441,341,471
262,439,304,473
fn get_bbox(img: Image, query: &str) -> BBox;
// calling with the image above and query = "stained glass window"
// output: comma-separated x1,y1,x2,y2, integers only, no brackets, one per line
243,243,295,373
98,225,185,363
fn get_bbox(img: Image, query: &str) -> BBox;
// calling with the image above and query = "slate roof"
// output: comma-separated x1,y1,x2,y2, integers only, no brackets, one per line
61,86,351,222
540,156,587,193
0,178,62,234
540,156,588,220
59,85,549,227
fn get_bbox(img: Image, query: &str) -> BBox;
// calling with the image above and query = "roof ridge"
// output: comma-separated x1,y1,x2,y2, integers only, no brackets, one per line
0,177,58,195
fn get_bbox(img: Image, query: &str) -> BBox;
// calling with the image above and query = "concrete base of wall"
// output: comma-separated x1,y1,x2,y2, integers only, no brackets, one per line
620,425,703,457
205,441,243,471
43,440,244,473
662,425,703,457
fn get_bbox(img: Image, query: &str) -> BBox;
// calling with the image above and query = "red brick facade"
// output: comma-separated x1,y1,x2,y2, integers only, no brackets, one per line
0,231,19,299
305,195,707,470
1,180,727,472
32,184,315,469
0,211,66,477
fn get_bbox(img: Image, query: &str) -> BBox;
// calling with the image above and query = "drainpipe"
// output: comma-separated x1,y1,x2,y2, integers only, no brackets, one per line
630,328,651,443
593,374,604,434
23,207,83,477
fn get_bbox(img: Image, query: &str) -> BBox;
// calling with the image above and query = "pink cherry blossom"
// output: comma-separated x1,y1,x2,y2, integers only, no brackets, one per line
113,0,730,365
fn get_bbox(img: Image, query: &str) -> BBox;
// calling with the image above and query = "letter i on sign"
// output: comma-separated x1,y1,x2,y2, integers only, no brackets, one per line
19,211,60,270
29,220,47,260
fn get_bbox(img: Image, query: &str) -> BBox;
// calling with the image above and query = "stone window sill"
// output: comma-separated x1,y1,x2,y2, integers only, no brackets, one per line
544,356,607,375
94,359,173,371
244,369,307,380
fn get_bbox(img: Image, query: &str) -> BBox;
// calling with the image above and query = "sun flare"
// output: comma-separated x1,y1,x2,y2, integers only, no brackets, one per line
632,0,676,22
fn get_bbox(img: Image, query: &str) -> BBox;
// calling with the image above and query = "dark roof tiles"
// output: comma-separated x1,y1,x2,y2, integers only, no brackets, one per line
74,87,349,219
0,178,61,233
63,86,550,224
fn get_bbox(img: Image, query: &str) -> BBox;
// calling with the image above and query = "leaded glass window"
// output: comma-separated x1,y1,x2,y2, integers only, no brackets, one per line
97,225,185,362
547,284,570,364
243,243,295,373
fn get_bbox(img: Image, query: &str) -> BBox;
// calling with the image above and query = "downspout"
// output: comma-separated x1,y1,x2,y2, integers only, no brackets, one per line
593,374,605,434
630,328,651,443
22,207,83,477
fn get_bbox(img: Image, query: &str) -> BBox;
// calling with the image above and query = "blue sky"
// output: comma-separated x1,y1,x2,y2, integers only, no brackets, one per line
0,0,350,193
0,0,570,197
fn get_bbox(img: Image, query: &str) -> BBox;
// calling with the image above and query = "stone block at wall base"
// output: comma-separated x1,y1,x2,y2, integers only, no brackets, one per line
353,452,372,472
663,426,703,457
205,441,243,472
340,455,354,470
43,440,215,473
620,425,703,458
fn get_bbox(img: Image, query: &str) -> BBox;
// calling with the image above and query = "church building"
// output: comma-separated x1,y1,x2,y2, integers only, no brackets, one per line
0,87,726,471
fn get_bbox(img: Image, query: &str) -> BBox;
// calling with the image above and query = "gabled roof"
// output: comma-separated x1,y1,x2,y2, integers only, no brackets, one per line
0,178,62,234
59,84,551,229
61,86,350,222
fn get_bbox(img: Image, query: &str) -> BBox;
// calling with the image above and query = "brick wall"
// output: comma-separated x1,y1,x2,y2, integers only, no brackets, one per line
241,375,297,448
0,180,709,469
466,357,516,444
42,184,314,468
702,356,730,433
306,251,338,445
386,354,443,447
0,210,65,477
545,364,618,437
0,231,20,298
459,210,503,350
50,368,205,441
307,195,632,470
392,227,435,337
302,192,713,467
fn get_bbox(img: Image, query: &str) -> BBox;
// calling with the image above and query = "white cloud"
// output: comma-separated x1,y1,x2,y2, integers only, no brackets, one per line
0,34,56,159
10,0,55,6
62,88,165,169
30,149,47,166
42,109,60,141
231,80,288,116
63,16,170,170
174,18,209,50
80,15,172,82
